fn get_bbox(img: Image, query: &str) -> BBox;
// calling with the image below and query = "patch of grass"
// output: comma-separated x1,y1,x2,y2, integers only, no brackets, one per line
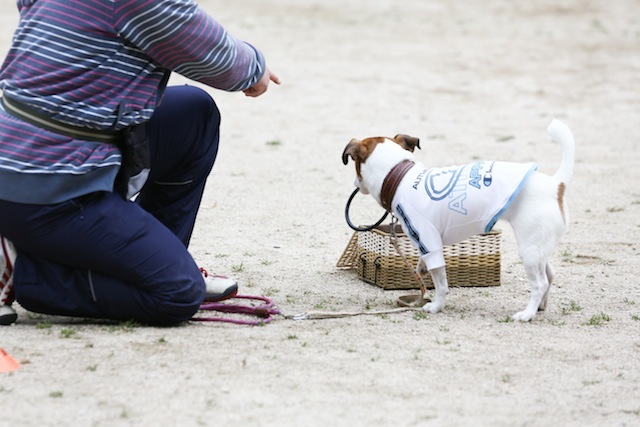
121,319,140,329
36,321,52,329
606,206,624,213
265,140,282,146
562,300,582,315
590,19,608,33
497,315,513,323
631,314,640,321
49,391,63,398
59,328,76,339
231,262,245,272
260,259,275,266
107,320,140,333
363,299,378,311
585,312,611,326
496,135,515,142
560,249,573,263
546,319,567,327
413,311,429,321
501,374,512,383
263,286,279,296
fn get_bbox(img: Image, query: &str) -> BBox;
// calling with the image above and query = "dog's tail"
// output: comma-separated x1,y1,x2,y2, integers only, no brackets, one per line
547,118,575,184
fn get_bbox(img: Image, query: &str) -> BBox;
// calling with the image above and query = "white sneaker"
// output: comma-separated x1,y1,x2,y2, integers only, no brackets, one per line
200,268,238,302
0,237,17,326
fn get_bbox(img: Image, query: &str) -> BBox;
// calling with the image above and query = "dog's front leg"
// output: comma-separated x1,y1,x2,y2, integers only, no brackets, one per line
422,265,449,314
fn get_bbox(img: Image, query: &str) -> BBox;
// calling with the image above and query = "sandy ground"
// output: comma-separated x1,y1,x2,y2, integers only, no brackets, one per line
2,0,640,426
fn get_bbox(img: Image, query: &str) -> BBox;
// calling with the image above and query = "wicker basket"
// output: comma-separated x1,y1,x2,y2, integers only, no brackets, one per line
337,225,501,290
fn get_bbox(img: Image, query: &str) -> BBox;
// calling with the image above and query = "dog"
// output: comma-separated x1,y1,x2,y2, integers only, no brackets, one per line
342,119,575,321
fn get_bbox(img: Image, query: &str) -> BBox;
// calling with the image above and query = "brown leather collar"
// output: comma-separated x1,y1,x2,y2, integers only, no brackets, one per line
380,159,415,211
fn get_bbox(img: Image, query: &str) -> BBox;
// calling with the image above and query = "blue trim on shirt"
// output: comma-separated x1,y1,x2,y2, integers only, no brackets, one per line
396,203,429,255
484,164,538,232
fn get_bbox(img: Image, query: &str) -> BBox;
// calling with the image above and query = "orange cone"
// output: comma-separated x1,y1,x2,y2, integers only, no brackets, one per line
0,348,20,373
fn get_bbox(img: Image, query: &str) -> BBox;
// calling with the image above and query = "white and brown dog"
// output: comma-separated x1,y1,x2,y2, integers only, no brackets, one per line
342,119,575,321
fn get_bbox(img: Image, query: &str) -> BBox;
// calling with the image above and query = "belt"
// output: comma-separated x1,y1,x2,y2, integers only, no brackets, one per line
1,96,122,144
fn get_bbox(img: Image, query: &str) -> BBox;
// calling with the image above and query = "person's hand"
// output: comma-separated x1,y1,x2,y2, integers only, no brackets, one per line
243,68,281,97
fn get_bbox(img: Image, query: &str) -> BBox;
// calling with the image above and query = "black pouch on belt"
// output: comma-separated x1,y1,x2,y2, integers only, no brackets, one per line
114,69,170,199
114,123,150,199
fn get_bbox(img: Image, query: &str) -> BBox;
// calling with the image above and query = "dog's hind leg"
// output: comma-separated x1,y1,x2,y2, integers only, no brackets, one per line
504,176,565,321
512,257,550,321
538,263,555,312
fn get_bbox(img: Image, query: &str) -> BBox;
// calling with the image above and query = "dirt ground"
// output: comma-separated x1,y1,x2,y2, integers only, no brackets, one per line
2,0,640,426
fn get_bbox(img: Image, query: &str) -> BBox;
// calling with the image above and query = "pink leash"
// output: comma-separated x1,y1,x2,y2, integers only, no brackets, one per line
193,295,281,326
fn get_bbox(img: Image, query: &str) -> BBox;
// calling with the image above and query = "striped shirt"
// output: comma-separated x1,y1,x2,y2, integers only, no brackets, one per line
0,0,265,204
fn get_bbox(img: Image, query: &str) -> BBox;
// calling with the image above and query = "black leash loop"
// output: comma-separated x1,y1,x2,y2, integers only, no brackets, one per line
344,187,389,232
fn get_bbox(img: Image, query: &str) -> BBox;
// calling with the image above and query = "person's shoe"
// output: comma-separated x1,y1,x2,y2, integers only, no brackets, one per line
0,237,17,326
200,268,238,302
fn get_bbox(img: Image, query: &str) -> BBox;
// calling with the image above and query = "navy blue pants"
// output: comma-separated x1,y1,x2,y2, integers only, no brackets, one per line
0,86,220,325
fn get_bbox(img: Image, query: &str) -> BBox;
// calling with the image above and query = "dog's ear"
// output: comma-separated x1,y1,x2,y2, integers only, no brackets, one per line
393,134,421,152
342,139,364,165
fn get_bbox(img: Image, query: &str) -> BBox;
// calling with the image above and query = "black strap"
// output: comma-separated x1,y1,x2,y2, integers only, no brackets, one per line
1,96,122,143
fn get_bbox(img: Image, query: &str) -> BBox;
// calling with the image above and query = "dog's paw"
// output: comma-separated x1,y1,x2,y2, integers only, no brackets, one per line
511,310,536,322
422,301,443,314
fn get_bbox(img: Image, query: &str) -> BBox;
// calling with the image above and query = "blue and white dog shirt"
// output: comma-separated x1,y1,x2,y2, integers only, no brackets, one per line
391,161,537,271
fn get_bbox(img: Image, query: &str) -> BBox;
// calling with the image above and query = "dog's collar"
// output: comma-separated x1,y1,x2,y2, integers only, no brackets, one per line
380,159,415,211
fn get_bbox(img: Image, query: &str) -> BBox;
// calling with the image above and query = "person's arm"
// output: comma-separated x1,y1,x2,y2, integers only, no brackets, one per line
113,0,273,93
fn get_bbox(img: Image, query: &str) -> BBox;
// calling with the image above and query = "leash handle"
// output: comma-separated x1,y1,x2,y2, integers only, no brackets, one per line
193,295,280,326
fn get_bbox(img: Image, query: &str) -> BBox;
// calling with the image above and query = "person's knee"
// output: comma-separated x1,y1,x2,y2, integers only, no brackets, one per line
181,87,221,169
151,270,206,325
182,86,221,127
